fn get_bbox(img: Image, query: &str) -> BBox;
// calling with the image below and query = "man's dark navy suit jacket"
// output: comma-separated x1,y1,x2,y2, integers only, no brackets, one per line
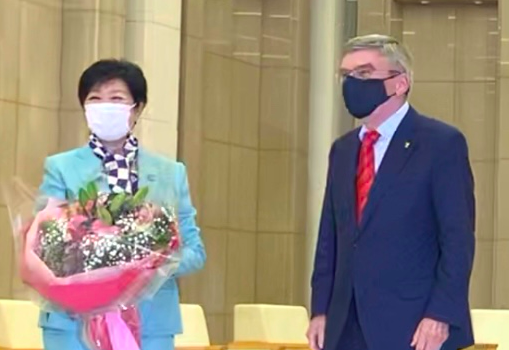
311,107,475,350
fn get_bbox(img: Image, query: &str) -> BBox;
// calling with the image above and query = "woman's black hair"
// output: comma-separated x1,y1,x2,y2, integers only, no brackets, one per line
78,59,148,107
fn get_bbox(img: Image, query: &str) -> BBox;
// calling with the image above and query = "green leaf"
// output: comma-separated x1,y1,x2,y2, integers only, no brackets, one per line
86,182,98,201
109,192,127,216
132,187,149,206
97,206,113,225
40,220,57,232
78,188,89,208
123,197,135,211
65,190,74,201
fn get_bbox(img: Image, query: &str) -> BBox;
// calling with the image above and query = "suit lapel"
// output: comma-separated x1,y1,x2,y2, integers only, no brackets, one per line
342,131,361,233
138,148,159,201
74,147,104,190
359,108,418,231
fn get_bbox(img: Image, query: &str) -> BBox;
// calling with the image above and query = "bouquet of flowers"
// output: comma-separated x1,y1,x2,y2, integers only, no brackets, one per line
3,178,181,350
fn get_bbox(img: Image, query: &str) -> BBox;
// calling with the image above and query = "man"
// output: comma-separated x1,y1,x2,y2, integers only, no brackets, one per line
306,34,475,350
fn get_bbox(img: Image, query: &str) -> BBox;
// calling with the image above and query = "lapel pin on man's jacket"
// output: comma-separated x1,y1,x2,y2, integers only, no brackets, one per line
405,141,411,149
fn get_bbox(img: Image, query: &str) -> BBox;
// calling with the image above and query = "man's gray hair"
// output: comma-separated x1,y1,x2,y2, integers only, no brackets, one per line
344,34,414,86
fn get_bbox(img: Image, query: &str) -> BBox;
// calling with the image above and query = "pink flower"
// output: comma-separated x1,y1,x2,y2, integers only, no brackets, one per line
170,236,180,250
136,206,154,224
169,221,179,236
85,200,95,214
91,220,119,235
67,215,89,241
97,193,109,206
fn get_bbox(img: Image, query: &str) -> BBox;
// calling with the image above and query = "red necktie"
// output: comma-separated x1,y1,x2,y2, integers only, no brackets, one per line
356,130,380,223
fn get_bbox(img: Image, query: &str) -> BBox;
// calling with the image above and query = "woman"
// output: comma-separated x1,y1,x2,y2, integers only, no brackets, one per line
38,59,206,350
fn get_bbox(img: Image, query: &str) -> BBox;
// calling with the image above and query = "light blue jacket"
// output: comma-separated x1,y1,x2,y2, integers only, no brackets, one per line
37,146,206,336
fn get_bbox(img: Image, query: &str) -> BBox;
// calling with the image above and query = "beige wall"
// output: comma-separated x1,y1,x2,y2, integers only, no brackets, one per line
0,0,181,299
358,0,500,309
178,0,310,343
495,0,509,308
0,0,63,299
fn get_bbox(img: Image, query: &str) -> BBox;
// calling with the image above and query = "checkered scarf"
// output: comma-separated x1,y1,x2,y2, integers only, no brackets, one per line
88,134,139,194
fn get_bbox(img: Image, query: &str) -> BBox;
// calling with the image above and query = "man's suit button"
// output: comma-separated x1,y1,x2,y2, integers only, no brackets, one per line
353,243,357,249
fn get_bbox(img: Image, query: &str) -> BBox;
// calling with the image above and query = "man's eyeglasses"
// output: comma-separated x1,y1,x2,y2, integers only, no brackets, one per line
336,69,402,82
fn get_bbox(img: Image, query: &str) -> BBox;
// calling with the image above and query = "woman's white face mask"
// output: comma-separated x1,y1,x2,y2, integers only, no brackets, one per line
85,103,135,141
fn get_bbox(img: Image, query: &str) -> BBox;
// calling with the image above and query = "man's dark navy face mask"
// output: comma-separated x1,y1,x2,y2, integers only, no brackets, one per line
342,74,400,119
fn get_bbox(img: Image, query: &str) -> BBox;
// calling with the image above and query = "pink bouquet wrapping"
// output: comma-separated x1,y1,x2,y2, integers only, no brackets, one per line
3,178,181,350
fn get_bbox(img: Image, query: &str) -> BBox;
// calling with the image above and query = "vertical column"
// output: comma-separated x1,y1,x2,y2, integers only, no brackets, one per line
125,0,182,159
305,0,347,309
